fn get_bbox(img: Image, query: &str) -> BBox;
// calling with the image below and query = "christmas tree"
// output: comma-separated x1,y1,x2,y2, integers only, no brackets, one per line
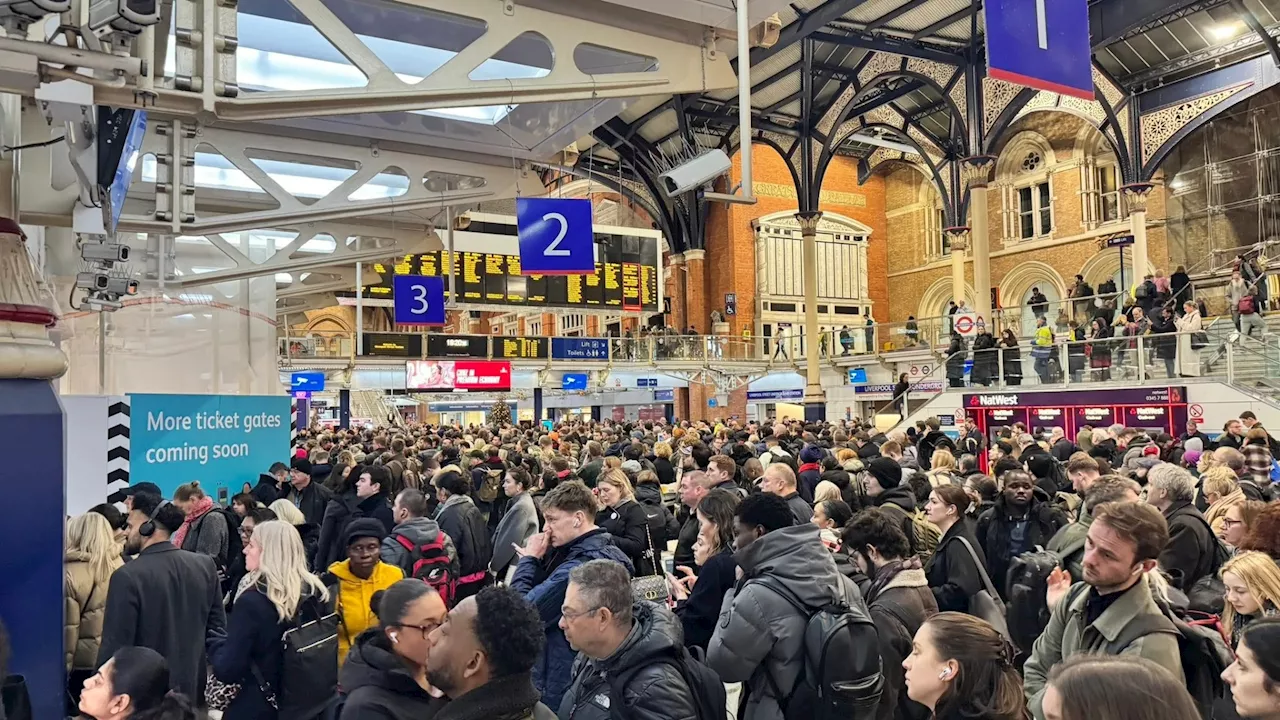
489,395,512,426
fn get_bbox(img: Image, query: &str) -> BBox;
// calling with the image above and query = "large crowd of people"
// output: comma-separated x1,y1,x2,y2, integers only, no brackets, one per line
51,410,1280,720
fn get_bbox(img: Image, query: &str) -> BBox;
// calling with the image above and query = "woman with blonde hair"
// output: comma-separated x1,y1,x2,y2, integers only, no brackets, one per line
208,521,331,719
594,469,652,575
268,498,319,564
65,512,124,705
1202,465,1247,535
1221,551,1280,648
928,448,958,487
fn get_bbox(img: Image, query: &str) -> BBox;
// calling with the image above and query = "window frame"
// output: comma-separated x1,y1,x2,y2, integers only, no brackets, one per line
1015,178,1053,240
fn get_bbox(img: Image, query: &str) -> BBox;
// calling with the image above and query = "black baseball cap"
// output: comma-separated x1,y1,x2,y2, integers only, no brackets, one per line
122,482,162,497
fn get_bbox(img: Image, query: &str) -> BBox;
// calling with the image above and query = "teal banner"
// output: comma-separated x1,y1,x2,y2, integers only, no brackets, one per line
130,394,292,498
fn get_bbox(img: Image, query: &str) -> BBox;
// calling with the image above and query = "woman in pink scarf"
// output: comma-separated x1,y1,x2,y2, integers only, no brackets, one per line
171,481,232,568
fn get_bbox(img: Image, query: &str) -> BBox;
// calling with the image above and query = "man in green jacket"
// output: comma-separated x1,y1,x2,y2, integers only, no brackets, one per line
1024,501,1183,719
1046,475,1140,581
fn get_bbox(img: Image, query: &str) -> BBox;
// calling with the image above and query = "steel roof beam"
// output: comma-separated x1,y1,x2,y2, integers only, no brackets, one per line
746,0,876,67
1089,0,1229,50
866,0,935,31
809,30,964,64
912,8,973,41
1229,0,1280,67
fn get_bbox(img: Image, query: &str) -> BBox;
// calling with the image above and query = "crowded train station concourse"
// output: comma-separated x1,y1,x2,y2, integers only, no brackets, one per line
3,0,1280,718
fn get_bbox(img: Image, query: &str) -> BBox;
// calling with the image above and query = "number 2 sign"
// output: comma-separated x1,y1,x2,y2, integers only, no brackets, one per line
517,197,596,275
393,275,446,326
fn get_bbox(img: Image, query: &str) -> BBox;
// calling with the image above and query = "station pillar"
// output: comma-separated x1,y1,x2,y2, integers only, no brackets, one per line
797,211,826,421
947,227,971,317
1124,183,1154,283
0,218,69,720
964,157,996,325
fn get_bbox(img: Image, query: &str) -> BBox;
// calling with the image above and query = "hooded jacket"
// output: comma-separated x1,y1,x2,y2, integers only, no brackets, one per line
866,563,937,720
510,527,633,712
707,524,870,720
316,492,396,571
916,431,955,471
559,602,699,720
635,482,680,547
285,479,333,528
380,516,458,580
436,493,494,590
324,560,404,662
251,474,281,506
490,492,542,577
925,521,988,613
339,628,448,720
1023,578,1183,718
64,550,121,671
1160,500,1218,591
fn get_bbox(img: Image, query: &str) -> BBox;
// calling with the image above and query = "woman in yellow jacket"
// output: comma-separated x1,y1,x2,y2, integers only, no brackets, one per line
65,512,123,707
321,518,403,662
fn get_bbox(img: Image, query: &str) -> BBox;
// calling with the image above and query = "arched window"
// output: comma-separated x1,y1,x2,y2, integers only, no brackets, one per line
997,132,1056,243
1076,128,1124,227
921,181,949,260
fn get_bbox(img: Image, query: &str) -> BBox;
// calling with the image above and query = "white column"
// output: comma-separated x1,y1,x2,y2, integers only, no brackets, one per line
964,157,996,326
949,228,969,308
798,211,825,415
1124,183,1154,283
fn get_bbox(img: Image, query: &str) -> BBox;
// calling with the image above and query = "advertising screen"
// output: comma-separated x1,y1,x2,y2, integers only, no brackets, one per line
406,361,512,392
963,387,1187,443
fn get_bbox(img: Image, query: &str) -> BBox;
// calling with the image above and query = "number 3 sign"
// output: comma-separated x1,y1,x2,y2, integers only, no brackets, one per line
517,197,596,275
393,275,446,326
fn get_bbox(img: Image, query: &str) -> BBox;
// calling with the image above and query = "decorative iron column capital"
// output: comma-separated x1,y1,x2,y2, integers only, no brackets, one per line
945,226,971,252
795,211,823,235
961,156,997,189
1122,183,1154,214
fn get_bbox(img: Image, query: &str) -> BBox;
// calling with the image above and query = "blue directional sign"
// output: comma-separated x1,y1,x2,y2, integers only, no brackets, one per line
562,373,589,391
392,275,446,326
290,372,325,393
848,368,868,384
984,0,1093,100
517,197,596,275
654,389,675,402
552,338,610,360
636,378,658,388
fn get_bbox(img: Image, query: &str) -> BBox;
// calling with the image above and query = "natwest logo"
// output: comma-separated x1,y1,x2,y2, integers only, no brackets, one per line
974,394,1019,407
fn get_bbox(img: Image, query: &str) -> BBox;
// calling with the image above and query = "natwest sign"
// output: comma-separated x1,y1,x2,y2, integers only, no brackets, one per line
971,394,1020,407
453,361,511,392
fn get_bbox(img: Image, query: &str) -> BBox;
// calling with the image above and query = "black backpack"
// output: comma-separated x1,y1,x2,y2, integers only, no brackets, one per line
752,576,883,720
251,594,340,720
1004,539,1084,653
1104,598,1232,720
606,644,726,720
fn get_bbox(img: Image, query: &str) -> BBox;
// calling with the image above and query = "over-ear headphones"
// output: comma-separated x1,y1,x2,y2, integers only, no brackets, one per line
139,500,171,538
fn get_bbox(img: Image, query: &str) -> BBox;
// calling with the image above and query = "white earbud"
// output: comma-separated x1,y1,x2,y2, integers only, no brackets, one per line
390,632,399,643
939,668,953,680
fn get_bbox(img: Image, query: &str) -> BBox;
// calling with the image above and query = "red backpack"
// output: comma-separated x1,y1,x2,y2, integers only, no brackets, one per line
393,533,459,608
1240,294,1257,315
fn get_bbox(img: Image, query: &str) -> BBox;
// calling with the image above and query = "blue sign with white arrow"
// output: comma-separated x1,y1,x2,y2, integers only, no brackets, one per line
290,372,325,393
984,0,1093,100
392,275,446,326
517,197,596,275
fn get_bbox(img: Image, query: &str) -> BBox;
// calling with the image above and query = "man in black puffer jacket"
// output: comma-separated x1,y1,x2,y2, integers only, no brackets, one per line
975,471,1067,592
558,561,699,720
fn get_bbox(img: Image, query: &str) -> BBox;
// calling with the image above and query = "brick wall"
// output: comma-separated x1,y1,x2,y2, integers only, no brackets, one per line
882,111,1173,324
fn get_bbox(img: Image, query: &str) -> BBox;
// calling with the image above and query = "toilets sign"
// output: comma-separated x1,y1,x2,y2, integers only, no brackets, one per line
130,394,292,497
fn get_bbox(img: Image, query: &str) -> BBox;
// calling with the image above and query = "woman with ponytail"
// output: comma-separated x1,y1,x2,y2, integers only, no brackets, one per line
78,646,195,720
903,612,1028,720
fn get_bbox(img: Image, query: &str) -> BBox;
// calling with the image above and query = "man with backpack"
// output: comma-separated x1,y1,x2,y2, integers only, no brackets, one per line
1145,464,1225,591
707,493,883,720
1023,501,1183,719
557,560,714,720
382,488,460,605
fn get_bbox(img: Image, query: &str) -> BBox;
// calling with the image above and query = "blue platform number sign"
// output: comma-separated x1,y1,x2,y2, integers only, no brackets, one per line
984,0,1093,100
393,275,446,326
517,197,596,275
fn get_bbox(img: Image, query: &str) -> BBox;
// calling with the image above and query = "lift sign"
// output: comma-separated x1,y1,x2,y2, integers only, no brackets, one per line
130,394,292,498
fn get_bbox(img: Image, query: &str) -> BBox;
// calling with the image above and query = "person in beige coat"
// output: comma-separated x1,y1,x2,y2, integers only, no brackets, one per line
64,512,123,700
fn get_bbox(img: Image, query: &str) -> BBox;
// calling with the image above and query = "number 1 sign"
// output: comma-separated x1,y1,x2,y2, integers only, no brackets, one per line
517,197,596,275
393,275,446,326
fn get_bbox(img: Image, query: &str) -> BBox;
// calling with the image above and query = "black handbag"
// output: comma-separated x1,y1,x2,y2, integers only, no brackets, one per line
1190,331,1209,349
956,538,1012,641
3,674,33,720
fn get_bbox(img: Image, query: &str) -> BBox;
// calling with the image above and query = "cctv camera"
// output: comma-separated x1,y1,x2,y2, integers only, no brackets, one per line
88,0,161,36
0,0,70,23
80,241,130,264
659,149,732,198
